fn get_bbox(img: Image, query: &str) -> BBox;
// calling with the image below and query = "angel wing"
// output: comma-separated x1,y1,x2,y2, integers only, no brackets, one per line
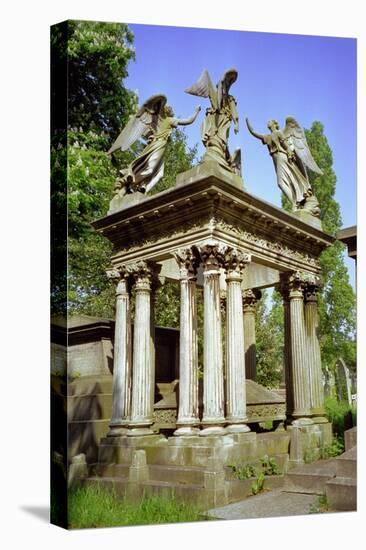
217,68,238,108
283,117,323,175
108,94,167,154
185,69,217,109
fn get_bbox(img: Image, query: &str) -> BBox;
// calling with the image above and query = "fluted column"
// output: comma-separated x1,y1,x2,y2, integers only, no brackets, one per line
128,261,155,436
173,248,200,436
304,279,327,422
106,267,132,436
283,272,313,424
198,242,226,435
225,249,251,433
242,289,262,382
277,281,294,417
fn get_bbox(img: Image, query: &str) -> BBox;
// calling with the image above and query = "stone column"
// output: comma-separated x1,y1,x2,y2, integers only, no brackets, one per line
242,289,262,382
198,242,226,435
106,267,132,436
283,272,313,424
304,279,327,422
173,247,200,436
224,249,251,433
277,281,294,417
128,261,155,436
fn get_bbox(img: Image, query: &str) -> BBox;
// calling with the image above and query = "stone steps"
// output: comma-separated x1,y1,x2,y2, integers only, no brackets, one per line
325,476,357,511
284,459,336,495
325,442,357,511
333,446,356,478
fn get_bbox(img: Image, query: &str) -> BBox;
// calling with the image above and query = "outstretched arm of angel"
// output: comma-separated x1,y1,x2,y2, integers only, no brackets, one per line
175,105,201,126
246,118,266,142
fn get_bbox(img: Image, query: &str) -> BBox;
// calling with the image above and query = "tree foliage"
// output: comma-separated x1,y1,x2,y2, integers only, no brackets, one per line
304,122,356,369
255,291,283,388
51,20,198,317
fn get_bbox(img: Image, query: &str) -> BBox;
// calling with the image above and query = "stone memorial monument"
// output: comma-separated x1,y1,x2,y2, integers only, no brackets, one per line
90,70,335,504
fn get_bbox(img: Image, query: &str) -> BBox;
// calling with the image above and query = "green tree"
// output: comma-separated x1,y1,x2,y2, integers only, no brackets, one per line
255,291,283,388
51,21,199,317
51,21,136,315
304,122,356,370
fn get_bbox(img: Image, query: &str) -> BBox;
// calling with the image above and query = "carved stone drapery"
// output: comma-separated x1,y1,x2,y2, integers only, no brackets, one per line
224,249,251,432
242,289,262,381
173,248,200,436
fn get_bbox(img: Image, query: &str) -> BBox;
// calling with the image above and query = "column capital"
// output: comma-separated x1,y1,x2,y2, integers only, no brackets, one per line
224,248,251,281
242,288,262,313
106,266,131,295
304,276,322,304
128,260,154,291
197,240,227,271
173,247,199,279
279,271,310,298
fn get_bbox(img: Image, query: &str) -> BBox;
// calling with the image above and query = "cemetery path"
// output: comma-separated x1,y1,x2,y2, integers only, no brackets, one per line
207,459,339,520
206,489,320,520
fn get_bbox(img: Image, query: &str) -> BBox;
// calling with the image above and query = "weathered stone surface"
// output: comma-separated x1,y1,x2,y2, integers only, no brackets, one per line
344,426,357,451
207,489,319,520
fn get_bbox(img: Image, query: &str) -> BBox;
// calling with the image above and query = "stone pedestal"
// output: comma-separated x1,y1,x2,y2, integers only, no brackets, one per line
242,289,261,382
107,269,131,436
129,262,155,436
199,243,226,435
225,250,251,433
173,248,200,436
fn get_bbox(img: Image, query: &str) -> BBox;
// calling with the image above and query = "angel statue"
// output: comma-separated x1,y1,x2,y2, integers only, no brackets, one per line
108,94,201,197
246,117,322,216
185,68,241,175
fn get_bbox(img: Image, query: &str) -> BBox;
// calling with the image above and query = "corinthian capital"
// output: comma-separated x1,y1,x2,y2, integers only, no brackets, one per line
197,240,228,271
242,289,262,313
224,248,251,278
304,275,322,303
173,247,199,279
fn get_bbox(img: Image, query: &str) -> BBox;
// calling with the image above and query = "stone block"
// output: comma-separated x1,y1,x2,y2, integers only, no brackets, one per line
129,450,149,482
344,426,357,451
175,161,244,191
326,477,357,511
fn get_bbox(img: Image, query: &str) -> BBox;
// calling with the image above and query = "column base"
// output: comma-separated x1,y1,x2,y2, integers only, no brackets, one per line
311,416,329,424
226,423,251,434
291,417,314,426
199,426,227,436
107,426,129,437
173,426,201,436
128,427,155,437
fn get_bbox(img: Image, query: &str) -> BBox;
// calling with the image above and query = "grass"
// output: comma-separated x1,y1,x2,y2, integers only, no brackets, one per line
68,484,206,529
309,495,331,514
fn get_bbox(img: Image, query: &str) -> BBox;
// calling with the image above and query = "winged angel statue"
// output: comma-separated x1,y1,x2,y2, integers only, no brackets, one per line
246,117,322,216
108,95,201,197
185,69,241,174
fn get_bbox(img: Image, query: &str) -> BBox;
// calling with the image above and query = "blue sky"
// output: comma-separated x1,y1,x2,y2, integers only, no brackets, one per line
124,23,357,283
